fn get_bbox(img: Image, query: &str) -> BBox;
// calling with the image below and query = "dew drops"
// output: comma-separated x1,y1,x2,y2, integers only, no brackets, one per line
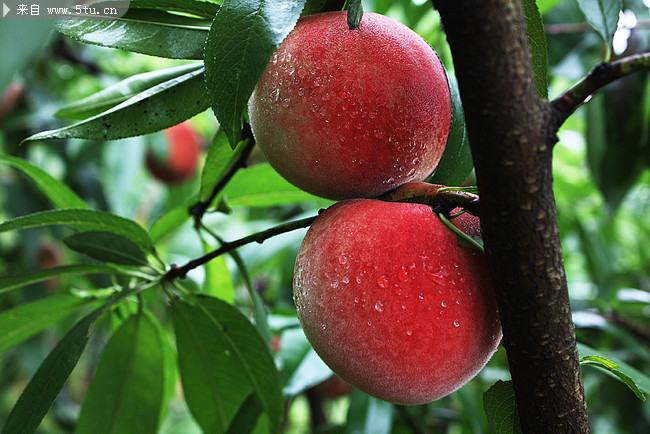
406,330,413,336
353,297,360,304
398,267,409,282
418,293,424,300
342,276,350,284
374,300,385,312
356,276,362,284
453,320,460,327
376,275,389,288
338,254,348,265
441,300,447,308
331,280,339,288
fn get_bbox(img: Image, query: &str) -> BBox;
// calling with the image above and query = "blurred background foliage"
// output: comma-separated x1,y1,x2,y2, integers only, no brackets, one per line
0,0,649,432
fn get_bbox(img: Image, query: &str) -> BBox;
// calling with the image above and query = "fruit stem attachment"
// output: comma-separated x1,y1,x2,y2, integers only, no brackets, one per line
438,213,485,253
347,0,363,30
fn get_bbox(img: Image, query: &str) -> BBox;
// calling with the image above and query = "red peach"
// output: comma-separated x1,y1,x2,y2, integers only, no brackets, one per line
249,11,451,200
146,122,202,184
293,199,501,404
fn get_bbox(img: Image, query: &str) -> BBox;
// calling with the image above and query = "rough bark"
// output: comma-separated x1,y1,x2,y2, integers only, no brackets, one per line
431,1,590,432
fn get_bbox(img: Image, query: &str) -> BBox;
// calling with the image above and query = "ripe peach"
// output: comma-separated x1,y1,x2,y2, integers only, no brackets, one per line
293,199,501,404
248,11,451,200
146,122,202,184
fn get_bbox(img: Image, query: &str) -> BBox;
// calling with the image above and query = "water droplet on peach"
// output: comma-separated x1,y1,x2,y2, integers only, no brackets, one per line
374,300,385,312
377,275,389,288
453,320,460,327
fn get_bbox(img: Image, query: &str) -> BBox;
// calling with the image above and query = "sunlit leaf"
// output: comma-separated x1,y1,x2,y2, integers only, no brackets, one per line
220,163,330,207
346,389,395,434
579,343,649,401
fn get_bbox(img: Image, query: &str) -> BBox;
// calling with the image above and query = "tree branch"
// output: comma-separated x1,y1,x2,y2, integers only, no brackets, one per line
551,52,650,128
432,0,590,431
165,215,317,281
189,123,256,224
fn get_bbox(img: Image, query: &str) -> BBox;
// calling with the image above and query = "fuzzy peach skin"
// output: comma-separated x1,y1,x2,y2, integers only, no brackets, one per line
248,11,451,200
293,199,501,404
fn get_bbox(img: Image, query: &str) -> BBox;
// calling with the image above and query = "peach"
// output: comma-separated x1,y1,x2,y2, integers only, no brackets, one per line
146,122,202,184
293,199,501,404
248,11,451,200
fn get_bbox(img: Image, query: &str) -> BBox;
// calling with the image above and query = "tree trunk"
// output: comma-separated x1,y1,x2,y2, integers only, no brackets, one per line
431,1,590,431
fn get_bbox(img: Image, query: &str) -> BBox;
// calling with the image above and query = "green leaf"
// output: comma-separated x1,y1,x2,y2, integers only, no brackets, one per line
279,328,333,396
0,295,102,353
170,296,282,433
428,72,473,186
523,0,548,98
483,380,523,434
64,231,148,266
199,129,249,202
346,389,394,434
76,309,167,434
579,343,649,401
202,250,235,303
2,304,107,434
55,11,210,60
0,209,155,253
537,0,564,14
128,0,220,18
0,265,116,295
55,63,203,120
574,0,622,59
0,21,52,92
148,205,192,244
221,164,330,207
22,67,209,143
585,75,649,213
204,0,306,146
0,155,88,209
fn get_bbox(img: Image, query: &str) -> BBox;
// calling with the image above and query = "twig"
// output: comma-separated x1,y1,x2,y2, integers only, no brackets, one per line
166,215,318,280
551,52,650,128
189,123,256,224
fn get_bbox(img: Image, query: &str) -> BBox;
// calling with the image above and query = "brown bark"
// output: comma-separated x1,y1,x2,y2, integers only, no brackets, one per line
431,1,590,432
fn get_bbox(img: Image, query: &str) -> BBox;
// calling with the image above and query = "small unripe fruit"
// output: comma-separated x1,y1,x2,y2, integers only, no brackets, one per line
293,199,501,404
146,122,202,184
249,11,452,200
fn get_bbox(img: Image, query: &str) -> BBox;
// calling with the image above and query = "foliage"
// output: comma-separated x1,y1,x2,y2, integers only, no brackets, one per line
0,0,649,432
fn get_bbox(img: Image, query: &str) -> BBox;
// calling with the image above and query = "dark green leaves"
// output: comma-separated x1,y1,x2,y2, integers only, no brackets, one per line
23,65,208,143
75,310,171,433
64,231,148,266
204,0,307,146
0,209,154,252
0,155,88,209
579,343,650,401
171,296,282,433
0,295,102,353
2,304,106,434
55,63,203,120
483,380,523,434
523,0,548,98
428,72,473,186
